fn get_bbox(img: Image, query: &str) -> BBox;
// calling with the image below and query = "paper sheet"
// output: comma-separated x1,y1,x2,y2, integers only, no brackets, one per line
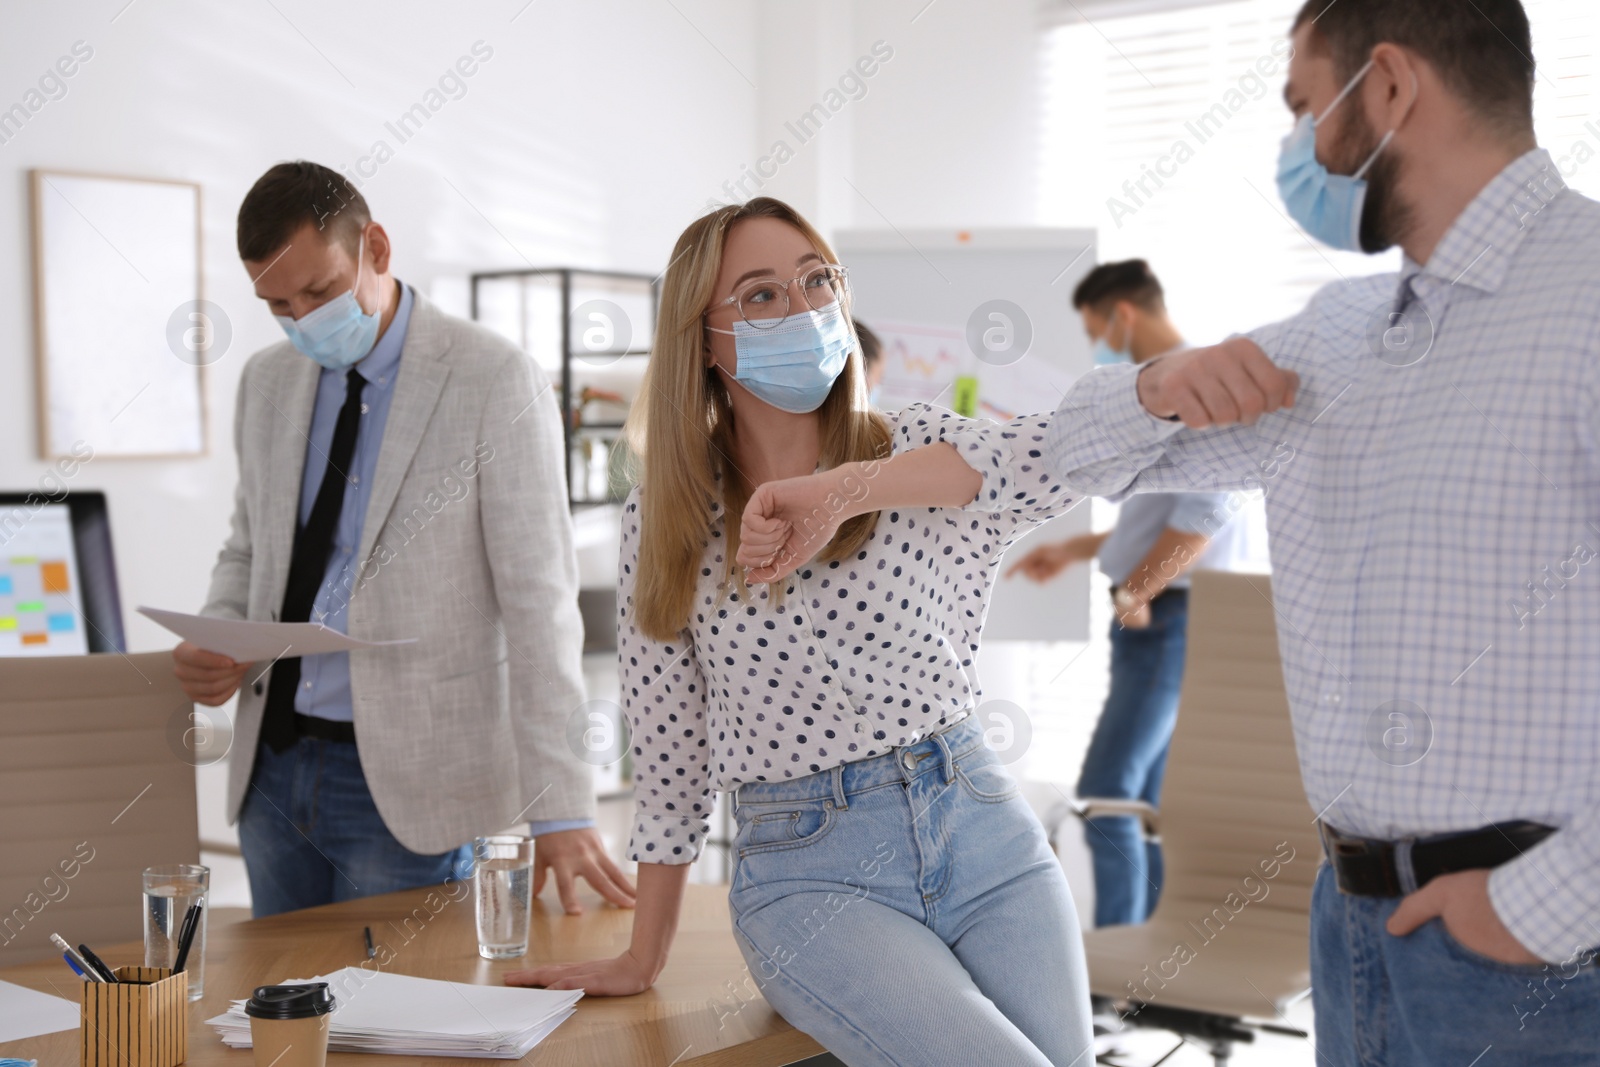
0,978,80,1043
138,607,417,663
872,320,970,413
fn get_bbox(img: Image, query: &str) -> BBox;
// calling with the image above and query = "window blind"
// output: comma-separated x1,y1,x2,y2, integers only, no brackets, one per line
1038,0,1600,345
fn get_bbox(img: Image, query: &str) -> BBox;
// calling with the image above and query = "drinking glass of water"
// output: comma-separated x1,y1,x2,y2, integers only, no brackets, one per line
142,864,209,1001
473,835,533,959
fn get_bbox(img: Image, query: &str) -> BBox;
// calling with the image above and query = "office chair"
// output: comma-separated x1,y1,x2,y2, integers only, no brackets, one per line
1048,572,1320,1066
0,652,201,964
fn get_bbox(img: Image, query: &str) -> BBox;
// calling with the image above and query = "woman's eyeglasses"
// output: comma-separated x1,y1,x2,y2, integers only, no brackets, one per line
712,264,849,330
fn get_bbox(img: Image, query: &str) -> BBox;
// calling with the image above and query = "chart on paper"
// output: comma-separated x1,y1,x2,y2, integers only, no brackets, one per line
0,503,88,656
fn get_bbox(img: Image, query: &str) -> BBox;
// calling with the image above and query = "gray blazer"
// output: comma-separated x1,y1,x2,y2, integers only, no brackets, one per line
202,292,595,853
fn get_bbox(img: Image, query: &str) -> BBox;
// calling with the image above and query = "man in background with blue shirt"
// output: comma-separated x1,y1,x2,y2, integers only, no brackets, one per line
1009,260,1245,927
172,162,634,918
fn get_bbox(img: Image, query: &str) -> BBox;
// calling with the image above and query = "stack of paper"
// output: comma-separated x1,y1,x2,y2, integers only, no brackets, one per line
205,968,581,1059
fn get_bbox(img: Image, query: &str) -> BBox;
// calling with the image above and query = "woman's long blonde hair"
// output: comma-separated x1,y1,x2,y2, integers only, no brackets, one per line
624,197,891,641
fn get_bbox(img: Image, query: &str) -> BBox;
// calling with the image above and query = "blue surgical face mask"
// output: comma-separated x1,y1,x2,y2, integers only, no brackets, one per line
709,300,852,414
1091,311,1133,366
274,233,380,370
1276,59,1413,253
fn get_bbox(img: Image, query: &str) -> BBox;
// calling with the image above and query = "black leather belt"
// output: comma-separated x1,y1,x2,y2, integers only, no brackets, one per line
1108,585,1188,603
1320,819,1555,897
292,712,356,744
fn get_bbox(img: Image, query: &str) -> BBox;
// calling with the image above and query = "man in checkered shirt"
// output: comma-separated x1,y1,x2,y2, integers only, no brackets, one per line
1045,0,1600,1061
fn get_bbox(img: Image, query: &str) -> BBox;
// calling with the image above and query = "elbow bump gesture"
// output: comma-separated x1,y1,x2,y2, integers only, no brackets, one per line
1136,337,1299,428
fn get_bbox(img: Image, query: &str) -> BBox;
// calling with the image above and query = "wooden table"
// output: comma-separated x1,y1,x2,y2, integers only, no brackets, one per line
0,884,824,1066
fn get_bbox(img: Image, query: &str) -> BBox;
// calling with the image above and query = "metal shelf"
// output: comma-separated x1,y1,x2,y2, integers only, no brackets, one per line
568,348,652,360
468,267,659,508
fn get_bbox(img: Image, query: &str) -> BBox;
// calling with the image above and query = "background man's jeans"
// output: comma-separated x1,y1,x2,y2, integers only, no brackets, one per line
239,737,472,918
1076,588,1188,927
1310,863,1600,1065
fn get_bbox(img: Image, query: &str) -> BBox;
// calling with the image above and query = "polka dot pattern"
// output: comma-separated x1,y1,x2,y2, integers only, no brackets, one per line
618,404,1076,863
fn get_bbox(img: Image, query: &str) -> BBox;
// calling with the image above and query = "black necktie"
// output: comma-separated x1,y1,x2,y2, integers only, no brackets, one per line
260,369,367,754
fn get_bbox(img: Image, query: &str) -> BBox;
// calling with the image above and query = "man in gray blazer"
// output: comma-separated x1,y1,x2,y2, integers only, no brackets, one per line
173,161,634,918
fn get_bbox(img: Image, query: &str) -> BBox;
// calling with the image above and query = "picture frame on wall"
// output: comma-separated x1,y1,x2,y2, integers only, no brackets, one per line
30,169,209,459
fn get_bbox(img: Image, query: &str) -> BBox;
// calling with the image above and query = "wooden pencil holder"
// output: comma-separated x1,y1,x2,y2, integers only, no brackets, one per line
80,966,188,1067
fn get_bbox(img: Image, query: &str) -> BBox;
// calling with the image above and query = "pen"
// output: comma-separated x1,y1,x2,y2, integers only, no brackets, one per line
77,943,120,984
172,901,202,973
49,935,104,983
363,925,375,960
61,953,87,980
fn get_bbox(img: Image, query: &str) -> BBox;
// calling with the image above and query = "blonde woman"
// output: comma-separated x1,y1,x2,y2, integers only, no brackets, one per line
507,198,1093,1067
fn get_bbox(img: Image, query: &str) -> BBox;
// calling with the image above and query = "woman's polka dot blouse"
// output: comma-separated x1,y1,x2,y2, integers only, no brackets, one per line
617,404,1077,864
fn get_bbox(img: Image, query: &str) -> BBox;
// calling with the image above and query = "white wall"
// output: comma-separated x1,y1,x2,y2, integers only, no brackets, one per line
850,0,1042,227
0,0,759,657
747,0,1044,233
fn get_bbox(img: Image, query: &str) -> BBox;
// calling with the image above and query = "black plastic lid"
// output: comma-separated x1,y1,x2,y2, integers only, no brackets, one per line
245,983,336,1020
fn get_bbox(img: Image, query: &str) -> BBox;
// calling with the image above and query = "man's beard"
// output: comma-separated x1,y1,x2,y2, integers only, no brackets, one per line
1334,105,1413,254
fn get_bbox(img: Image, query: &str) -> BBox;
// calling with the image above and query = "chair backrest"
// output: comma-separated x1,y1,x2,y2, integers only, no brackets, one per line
0,651,200,965
1151,572,1321,927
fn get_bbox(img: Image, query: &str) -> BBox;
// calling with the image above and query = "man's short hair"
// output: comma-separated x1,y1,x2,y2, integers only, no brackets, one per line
1071,259,1165,315
1291,0,1534,139
853,319,882,368
236,161,370,261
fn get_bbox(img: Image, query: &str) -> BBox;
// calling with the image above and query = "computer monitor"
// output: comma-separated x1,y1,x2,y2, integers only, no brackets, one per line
0,490,125,655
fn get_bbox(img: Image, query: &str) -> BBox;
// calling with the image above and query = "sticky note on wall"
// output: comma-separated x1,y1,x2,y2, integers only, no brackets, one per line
952,376,979,418
41,561,70,593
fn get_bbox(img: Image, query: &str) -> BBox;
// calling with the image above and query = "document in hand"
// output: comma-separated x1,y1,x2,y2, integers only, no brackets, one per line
138,606,417,662
205,968,581,1059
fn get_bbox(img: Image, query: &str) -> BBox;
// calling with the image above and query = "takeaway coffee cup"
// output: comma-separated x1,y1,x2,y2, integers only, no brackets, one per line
245,983,336,1067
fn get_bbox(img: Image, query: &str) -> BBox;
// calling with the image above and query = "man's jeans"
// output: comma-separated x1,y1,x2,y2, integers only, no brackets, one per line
239,737,472,918
1310,863,1600,1065
1077,588,1188,927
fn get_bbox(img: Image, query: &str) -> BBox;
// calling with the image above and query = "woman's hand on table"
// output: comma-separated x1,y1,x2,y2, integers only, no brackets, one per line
512,862,686,995
503,949,660,995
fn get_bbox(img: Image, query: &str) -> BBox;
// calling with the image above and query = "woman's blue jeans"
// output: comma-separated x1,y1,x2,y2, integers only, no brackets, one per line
726,716,1095,1067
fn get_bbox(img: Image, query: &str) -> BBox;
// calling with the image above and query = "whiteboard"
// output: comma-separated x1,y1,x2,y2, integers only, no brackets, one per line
835,227,1097,642
31,171,207,458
